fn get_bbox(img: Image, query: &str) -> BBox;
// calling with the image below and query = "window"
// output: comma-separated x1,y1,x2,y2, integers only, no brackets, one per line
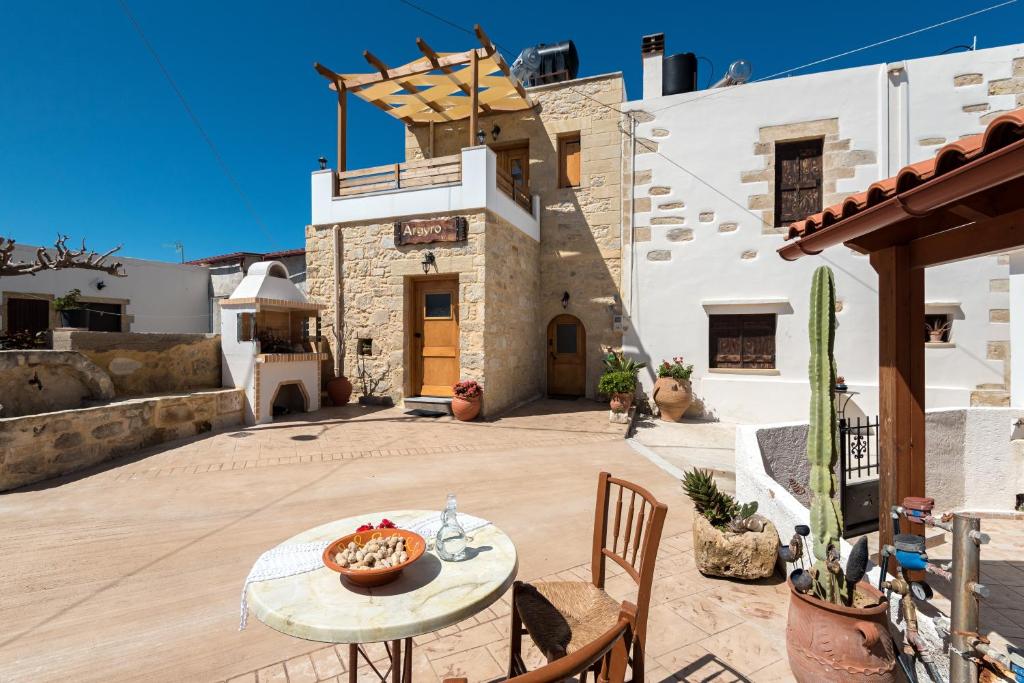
237,312,255,342
424,292,452,319
709,314,776,369
775,138,823,227
86,302,122,332
5,297,49,334
556,323,578,353
358,338,373,356
925,313,952,343
559,134,581,188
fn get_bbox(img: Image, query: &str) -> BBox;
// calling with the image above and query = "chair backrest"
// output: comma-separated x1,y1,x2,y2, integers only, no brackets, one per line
446,602,636,683
590,471,667,648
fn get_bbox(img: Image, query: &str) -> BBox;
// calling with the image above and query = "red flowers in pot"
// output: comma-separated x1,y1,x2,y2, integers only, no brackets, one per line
452,380,483,421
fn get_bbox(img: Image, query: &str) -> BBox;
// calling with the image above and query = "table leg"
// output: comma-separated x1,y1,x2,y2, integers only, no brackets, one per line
402,637,413,683
348,644,358,683
391,639,401,683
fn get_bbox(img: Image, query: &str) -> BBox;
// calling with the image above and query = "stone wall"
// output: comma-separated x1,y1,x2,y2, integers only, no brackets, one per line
306,211,487,404
0,388,243,491
52,330,220,397
0,350,115,418
405,74,627,397
484,211,542,414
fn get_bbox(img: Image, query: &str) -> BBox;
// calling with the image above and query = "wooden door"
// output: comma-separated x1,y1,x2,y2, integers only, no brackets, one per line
5,297,50,334
547,314,586,397
413,278,460,397
496,144,529,191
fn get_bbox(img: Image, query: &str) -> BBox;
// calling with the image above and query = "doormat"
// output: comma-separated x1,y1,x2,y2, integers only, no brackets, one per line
405,408,447,418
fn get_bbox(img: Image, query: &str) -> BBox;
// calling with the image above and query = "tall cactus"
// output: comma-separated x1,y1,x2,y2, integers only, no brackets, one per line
806,265,847,604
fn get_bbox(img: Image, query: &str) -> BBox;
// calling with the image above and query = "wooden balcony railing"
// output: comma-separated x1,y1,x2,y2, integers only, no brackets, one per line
495,167,533,213
335,154,461,197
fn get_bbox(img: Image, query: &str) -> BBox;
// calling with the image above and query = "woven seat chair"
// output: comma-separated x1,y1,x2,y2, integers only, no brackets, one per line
507,472,667,682
445,601,635,683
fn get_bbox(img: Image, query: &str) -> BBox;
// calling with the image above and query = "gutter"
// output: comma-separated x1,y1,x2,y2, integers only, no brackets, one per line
778,137,1024,261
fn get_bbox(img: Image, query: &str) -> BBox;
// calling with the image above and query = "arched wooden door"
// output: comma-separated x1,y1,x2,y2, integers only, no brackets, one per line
547,314,586,397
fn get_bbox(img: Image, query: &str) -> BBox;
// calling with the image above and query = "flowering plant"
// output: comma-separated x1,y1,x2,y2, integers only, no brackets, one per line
356,519,397,532
657,356,694,381
453,380,483,399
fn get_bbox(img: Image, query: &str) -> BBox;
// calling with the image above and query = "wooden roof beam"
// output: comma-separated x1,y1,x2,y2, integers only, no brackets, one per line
416,37,492,114
363,50,451,120
473,24,529,101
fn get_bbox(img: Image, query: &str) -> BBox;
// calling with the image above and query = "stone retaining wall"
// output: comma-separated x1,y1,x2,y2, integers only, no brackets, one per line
52,330,220,397
0,388,243,491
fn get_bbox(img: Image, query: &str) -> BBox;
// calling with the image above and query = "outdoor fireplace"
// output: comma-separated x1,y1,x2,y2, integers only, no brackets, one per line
219,261,326,424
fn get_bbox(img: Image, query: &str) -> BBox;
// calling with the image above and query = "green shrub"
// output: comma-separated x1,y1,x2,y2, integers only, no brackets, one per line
597,370,636,395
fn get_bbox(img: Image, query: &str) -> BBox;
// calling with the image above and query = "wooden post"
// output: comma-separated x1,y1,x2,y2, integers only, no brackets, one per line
871,245,926,571
469,50,479,148
336,85,347,173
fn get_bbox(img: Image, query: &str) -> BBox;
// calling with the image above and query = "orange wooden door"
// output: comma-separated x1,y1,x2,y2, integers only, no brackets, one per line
547,314,586,397
496,145,529,191
414,278,460,397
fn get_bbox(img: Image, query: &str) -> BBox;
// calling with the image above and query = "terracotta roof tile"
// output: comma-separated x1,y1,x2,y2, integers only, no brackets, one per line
786,108,1024,241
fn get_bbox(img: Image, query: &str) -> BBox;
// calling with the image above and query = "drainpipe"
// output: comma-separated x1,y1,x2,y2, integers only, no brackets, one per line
332,226,343,379
624,111,637,324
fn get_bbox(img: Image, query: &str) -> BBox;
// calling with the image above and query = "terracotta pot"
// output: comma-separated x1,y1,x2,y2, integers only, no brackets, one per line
928,331,945,343
326,376,353,406
609,392,634,413
786,578,898,683
452,395,481,421
653,377,692,421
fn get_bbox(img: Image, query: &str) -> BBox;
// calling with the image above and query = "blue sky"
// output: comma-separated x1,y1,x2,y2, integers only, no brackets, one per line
1,1,1021,262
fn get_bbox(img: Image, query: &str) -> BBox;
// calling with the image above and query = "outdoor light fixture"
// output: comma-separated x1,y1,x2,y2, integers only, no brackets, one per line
561,291,570,309
318,156,328,170
95,280,106,291
491,124,501,141
421,251,436,274
476,129,486,145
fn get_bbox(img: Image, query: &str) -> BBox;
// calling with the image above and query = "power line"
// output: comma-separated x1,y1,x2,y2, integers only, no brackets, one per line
115,0,279,248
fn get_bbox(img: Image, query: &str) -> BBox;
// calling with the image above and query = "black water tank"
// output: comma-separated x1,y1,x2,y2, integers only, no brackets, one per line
663,52,697,95
535,40,579,84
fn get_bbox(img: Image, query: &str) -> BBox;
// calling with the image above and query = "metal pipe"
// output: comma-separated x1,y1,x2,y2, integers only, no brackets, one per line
950,514,981,683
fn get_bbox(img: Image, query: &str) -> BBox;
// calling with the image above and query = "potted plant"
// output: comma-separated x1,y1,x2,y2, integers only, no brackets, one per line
682,468,779,579
452,380,483,421
782,266,896,682
925,318,951,343
355,356,393,407
53,288,87,328
598,370,637,413
326,374,353,406
653,356,694,421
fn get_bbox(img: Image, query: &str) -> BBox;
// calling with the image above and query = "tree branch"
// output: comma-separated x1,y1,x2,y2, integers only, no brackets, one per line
0,234,126,277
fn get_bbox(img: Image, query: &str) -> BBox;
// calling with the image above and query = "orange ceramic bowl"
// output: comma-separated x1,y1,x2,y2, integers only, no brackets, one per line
322,528,426,587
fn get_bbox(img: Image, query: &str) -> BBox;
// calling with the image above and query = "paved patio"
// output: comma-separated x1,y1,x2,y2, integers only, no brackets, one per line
0,399,794,682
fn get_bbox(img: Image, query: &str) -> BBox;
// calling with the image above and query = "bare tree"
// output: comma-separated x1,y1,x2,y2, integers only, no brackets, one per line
0,234,126,277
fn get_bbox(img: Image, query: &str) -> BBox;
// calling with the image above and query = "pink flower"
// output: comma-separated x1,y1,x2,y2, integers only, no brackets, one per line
355,523,374,532
377,519,396,529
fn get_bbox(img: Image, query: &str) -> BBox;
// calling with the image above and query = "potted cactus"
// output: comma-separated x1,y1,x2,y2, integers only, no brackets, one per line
683,468,779,579
782,266,897,682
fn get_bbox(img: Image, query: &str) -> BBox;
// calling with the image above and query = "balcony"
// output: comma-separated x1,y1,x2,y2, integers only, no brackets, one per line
311,146,539,239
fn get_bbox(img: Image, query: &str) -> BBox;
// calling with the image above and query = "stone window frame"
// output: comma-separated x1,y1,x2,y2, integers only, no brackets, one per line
1,290,55,334
741,118,876,235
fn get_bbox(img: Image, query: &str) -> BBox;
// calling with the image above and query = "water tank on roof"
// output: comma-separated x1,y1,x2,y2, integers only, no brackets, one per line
511,40,579,87
663,52,697,95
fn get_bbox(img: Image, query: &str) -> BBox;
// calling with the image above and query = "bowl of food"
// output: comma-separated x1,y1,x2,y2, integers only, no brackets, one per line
323,528,426,587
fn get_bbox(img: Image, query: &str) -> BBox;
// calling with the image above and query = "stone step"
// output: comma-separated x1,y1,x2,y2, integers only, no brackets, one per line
403,396,453,416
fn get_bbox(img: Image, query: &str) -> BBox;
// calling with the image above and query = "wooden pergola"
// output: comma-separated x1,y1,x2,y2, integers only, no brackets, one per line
779,109,1024,552
313,24,532,172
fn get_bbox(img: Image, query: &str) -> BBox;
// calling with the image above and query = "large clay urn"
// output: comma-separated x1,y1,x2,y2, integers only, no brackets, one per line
452,395,481,421
786,578,898,683
653,377,693,421
326,376,353,406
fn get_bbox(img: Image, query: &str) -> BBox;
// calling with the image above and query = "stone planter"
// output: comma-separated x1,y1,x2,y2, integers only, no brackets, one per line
358,395,393,407
326,376,353,406
692,514,779,579
786,578,897,682
653,377,692,421
452,395,481,421
609,392,634,414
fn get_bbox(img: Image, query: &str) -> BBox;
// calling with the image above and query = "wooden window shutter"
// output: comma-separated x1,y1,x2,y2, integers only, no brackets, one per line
709,314,776,369
559,135,581,188
775,138,823,226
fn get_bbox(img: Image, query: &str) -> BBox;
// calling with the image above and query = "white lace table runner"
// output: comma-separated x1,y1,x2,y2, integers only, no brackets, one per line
239,512,491,630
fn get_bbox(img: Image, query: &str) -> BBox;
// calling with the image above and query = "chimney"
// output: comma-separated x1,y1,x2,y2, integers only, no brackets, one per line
641,33,664,99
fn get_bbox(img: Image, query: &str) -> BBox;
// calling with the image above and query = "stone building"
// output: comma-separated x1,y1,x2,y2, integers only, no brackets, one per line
305,35,625,416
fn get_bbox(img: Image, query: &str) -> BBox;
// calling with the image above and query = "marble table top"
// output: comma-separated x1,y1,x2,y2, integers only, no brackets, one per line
247,509,518,644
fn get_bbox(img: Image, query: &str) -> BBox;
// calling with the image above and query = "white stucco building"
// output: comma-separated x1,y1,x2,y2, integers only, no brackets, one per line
622,38,1023,423
1,242,210,335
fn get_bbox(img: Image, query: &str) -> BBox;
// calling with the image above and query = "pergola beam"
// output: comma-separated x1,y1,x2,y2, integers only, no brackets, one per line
362,50,451,121
909,206,1024,269
473,24,528,100
416,37,492,114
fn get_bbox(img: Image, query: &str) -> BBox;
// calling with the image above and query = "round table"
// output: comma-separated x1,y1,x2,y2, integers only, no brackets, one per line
247,509,518,683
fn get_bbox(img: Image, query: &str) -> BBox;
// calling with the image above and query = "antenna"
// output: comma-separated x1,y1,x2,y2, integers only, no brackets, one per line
162,241,185,263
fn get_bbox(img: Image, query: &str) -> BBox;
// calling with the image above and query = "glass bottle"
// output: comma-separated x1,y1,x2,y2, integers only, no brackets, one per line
435,493,467,561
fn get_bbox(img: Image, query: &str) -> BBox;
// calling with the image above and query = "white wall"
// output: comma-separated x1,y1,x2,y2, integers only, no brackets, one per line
624,44,1024,423
1,243,210,333
1011,252,1024,408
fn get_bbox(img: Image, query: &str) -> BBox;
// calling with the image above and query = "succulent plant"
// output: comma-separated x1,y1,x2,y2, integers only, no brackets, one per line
683,468,760,533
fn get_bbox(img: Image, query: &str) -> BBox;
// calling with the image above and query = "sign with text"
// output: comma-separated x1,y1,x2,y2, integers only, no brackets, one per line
394,217,468,246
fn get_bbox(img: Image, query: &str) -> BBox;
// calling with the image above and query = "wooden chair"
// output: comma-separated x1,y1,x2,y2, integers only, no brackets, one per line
507,472,668,682
446,601,635,683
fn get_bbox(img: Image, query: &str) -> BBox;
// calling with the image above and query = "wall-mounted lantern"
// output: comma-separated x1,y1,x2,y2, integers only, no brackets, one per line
561,291,570,309
491,124,501,141
318,156,328,170
421,251,436,274
476,129,486,146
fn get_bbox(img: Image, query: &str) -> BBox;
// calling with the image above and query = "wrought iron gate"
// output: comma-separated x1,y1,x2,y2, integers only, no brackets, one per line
839,416,880,537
